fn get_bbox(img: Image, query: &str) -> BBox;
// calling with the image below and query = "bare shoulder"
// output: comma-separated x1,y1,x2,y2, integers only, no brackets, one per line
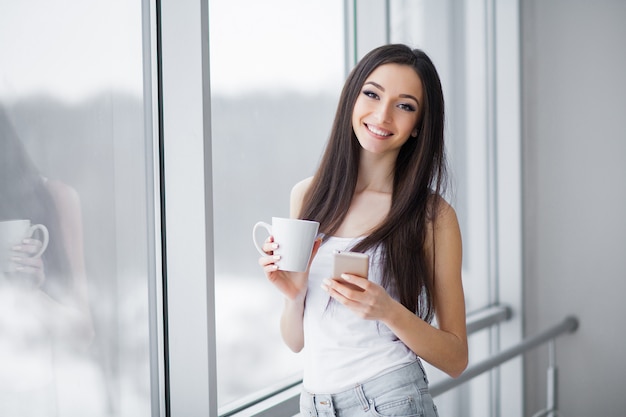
44,179,81,216
424,195,461,252
290,176,314,218
431,196,459,230
43,179,85,258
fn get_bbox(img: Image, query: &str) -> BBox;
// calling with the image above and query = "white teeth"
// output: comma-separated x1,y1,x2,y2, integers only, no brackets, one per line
367,124,392,137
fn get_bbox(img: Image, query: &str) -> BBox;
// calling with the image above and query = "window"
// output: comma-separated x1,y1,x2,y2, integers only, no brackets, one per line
0,0,162,416
206,0,522,415
1,0,522,415
388,1,523,415
208,0,345,408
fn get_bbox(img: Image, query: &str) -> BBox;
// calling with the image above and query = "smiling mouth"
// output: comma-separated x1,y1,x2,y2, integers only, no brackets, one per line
366,124,392,137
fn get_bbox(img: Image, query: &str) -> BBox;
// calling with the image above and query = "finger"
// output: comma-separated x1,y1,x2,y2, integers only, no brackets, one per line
258,254,281,267
338,273,369,290
262,240,279,254
12,256,44,268
22,238,43,247
13,265,41,274
322,281,352,305
12,239,43,255
322,278,361,301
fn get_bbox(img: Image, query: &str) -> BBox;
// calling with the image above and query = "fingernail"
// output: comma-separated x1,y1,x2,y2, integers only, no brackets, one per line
322,278,331,286
341,274,351,280
272,243,279,249
273,255,281,260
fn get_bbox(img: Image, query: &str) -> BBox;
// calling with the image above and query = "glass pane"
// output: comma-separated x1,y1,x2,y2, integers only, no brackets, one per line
389,1,492,415
0,1,159,416
209,0,345,408
390,0,491,309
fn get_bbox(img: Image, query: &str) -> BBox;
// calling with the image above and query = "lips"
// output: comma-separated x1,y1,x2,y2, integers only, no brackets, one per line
365,123,392,137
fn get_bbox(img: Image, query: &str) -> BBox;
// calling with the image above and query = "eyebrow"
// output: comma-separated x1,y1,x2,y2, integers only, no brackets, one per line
364,81,420,105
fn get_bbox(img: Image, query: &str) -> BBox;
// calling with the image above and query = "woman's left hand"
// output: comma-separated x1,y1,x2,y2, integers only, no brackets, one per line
9,238,46,288
321,274,396,321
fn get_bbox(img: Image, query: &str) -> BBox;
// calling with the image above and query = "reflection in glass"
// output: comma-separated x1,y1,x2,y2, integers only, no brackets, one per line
0,107,94,415
0,1,156,416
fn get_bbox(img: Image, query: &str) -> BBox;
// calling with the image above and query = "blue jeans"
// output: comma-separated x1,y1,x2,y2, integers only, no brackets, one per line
299,360,439,417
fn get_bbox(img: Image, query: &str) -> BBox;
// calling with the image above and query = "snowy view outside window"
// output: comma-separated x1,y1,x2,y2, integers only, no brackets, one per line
208,0,345,407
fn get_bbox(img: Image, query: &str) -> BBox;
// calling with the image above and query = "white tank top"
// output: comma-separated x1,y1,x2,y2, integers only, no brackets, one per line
302,236,417,393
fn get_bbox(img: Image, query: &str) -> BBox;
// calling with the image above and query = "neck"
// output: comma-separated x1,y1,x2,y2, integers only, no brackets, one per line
356,150,397,193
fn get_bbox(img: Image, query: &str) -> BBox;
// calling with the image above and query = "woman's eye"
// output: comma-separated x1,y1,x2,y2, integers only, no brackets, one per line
362,90,379,99
398,103,416,112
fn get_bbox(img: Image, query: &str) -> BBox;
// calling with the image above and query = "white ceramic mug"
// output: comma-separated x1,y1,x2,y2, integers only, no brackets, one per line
253,217,319,272
0,219,49,274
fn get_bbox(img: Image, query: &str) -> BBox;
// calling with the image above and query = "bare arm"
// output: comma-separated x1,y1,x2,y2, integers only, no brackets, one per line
280,293,306,352
289,177,313,220
259,177,316,352
280,177,313,352
386,203,467,376
25,180,95,346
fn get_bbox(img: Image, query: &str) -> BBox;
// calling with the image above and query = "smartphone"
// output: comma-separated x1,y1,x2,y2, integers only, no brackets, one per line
332,251,369,279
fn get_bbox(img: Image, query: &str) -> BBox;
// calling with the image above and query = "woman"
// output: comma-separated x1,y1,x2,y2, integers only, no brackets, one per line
0,107,93,416
0,107,92,333
258,44,467,417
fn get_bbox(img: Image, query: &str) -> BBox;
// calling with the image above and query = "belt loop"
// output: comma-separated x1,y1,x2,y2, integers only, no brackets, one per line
354,384,370,411
314,394,335,416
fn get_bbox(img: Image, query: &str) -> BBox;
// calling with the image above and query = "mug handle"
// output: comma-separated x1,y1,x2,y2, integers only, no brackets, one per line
252,221,272,256
27,224,49,258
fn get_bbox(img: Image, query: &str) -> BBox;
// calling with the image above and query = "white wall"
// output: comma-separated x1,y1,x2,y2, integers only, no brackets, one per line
521,1,626,415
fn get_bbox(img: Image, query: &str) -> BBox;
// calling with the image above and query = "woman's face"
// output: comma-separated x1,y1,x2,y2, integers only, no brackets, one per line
351,63,423,157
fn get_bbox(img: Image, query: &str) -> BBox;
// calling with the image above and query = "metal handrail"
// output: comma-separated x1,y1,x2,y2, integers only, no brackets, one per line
223,311,579,416
430,316,579,397
219,305,513,417
465,304,512,334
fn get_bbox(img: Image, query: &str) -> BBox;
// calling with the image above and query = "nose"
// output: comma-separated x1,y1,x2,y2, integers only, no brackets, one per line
372,100,393,124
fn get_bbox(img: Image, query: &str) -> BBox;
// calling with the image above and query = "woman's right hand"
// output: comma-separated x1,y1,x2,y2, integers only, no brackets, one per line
258,236,322,301
8,237,47,289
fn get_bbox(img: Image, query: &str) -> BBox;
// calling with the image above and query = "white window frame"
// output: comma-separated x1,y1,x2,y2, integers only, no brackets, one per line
158,0,217,415
154,0,522,416
493,1,523,416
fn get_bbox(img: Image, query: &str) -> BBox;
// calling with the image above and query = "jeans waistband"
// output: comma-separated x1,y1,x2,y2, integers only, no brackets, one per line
301,359,429,412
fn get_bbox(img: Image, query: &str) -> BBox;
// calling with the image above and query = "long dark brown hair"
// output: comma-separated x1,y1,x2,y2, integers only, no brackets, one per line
299,44,447,322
